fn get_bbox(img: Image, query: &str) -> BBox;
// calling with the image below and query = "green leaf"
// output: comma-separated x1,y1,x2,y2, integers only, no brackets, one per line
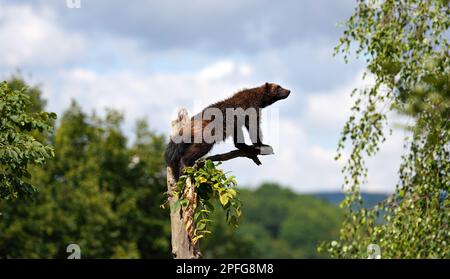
219,193,229,206
196,222,206,231
227,188,237,197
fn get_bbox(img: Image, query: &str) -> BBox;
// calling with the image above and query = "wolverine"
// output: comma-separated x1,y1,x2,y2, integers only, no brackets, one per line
165,82,291,179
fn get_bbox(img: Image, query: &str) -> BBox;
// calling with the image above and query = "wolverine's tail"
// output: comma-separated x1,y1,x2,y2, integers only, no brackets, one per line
166,107,190,180
164,140,185,180
165,140,188,180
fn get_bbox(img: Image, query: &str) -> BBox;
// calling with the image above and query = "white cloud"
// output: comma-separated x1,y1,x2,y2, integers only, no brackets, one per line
0,4,85,68
199,60,235,80
70,68,97,82
42,58,257,140
305,71,376,126
238,65,252,76
196,59,253,83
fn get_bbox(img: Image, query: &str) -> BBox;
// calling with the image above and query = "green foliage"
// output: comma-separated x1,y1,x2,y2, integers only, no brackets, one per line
176,160,242,244
321,0,450,258
0,99,170,258
6,76,48,115
0,80,56,200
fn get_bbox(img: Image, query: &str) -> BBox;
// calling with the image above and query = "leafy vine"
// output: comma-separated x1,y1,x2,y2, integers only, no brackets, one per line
174,160,242,244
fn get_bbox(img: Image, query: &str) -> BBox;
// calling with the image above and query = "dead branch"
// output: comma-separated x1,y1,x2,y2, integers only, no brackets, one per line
204,145,274,166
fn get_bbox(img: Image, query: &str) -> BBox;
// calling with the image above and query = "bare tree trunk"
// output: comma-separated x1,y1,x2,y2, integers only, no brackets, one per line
166,166,201,259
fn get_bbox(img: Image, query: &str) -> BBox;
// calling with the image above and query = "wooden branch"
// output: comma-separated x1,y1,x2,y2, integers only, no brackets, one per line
204,145,274,166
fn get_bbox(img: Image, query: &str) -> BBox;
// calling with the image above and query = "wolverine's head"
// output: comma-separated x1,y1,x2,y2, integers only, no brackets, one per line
261,82,291,107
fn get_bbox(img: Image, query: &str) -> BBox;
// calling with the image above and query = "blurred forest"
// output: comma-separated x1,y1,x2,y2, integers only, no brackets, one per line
0,76,380,259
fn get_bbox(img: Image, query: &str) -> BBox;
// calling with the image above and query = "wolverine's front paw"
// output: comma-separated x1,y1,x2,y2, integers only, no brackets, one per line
252,144,274,155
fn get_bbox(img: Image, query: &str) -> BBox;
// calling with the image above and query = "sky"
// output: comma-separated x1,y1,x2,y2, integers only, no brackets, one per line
0,0,408,193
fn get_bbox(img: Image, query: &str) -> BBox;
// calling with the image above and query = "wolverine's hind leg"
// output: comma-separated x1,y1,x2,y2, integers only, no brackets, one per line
179,143,214,174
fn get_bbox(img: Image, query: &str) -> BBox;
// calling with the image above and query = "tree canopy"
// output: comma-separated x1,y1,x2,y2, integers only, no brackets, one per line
0,79,56,200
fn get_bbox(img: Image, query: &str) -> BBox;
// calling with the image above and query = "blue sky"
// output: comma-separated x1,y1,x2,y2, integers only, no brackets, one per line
0,0,407,193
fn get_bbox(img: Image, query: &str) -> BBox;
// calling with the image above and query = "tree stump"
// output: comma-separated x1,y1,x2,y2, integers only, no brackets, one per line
166,166,201,259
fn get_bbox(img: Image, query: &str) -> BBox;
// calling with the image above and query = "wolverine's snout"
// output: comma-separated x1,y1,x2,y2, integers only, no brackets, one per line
281,89,291,99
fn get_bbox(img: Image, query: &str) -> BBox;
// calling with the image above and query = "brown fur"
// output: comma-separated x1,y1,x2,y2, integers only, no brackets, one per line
165,82,290,179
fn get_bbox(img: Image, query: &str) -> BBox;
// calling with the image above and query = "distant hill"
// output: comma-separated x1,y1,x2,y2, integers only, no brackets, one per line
313,192,388,208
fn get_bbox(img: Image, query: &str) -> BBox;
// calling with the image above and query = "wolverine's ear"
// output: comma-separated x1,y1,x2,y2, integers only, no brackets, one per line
265,82,269,93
